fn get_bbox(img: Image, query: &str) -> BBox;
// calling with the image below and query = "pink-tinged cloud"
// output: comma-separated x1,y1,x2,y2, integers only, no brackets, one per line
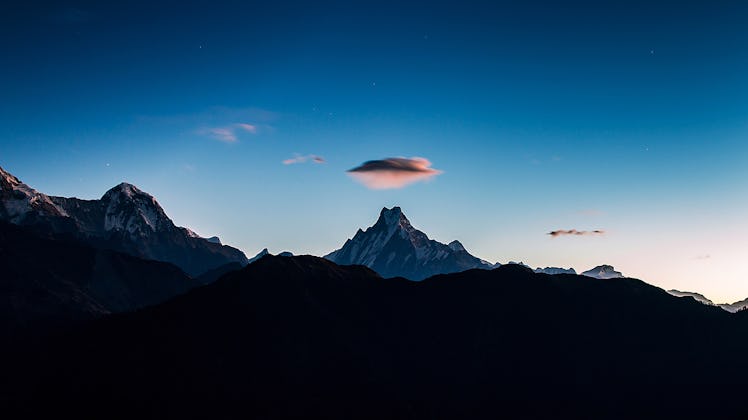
235,123,257,134
347,157,443,189
548,229,605,237
282,154,326,165
209,128,237,143
202,122,259,143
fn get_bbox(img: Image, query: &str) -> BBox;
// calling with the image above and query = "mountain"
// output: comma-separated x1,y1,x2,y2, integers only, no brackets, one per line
324,206,494,280
5,255,748,418
247,248,294,265
667,289,716,306
0,166,247,275
667,290,748,313
717,298,748,313
581,264,624,279
535,266,577,275
0,221,196,339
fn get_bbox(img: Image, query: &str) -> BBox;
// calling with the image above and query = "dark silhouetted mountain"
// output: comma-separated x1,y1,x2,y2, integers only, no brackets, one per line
248,248,270,264
6,255,748,418
581,264,624,279
0,166,247,275
247,248,294,264
534,266,577,275
194,261,243,285
325,206,494,280
0,221,196,340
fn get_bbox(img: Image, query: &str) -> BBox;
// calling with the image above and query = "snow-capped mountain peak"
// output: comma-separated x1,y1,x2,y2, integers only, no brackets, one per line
100,182,171,235
581,265,624,279
0,166,21,187
0,166,248,275
325,206,493,280
0,166,68,221
448,240,467,252
535,267,577,275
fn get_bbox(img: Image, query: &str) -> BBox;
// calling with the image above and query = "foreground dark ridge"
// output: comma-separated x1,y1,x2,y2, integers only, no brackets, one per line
4,255,748,418
0,221,196,340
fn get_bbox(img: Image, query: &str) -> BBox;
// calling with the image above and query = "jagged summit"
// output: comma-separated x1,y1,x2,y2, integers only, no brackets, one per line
535,267,577,275
0,165,248,275
0,165,21,186
581,265,624,279
448,240,466,252
325,206,494,280
103,182,149,200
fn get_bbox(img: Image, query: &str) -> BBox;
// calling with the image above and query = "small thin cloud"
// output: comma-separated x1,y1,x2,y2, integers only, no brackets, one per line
692,254,711,260
235,123,257,134
347,157,442,189
201,123,258,143
548,229,605,237
283,154,326,165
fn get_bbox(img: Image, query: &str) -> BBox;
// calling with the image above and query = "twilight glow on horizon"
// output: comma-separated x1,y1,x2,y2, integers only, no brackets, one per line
1,1,747,302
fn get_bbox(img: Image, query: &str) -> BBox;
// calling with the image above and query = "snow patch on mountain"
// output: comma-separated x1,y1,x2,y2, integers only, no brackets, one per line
667,290,715,306
324,207,494,280
581,265,624,279
535,267,577,275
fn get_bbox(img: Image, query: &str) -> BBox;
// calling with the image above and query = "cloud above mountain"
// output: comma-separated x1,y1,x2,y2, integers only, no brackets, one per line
347,157,442,189
548,229,605,237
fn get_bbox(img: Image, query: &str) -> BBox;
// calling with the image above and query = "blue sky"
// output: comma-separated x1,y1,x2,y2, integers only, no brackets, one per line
2,1,748,301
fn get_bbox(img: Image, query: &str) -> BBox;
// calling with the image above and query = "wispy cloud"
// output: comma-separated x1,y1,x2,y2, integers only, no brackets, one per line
235,123,257,134
347,157,442,189
692,254,711,260
283,154,326,165
201,123,258,143
548,229,605,237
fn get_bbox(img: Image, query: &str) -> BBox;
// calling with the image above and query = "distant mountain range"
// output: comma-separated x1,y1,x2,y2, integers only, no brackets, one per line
667,289,748,313
0,166,247,275
325,206,495,280
5,254,748,418
535,267,577,275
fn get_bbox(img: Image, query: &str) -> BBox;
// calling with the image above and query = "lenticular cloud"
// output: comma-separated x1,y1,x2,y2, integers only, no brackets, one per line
347,157,442,189
548,229,605,237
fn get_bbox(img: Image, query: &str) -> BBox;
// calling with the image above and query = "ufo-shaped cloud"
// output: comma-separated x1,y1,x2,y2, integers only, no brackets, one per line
347,157,442,189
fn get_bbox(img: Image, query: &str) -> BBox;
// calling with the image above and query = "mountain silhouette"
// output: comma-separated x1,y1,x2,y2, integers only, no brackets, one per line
6,255,748,418
0,221,196,340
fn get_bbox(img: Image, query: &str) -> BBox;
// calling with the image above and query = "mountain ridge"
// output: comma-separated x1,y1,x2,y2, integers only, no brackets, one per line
0,165,248,275
324,206,495,280
6,254,747,418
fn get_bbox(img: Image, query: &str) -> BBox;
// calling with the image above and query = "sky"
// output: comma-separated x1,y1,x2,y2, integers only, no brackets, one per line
1,1,747,302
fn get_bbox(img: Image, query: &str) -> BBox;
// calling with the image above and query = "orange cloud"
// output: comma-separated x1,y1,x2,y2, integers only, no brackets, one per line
347,157,442,189
548,229,605,237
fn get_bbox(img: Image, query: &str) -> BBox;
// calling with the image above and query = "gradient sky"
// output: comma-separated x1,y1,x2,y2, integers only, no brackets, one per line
2,1,747,302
